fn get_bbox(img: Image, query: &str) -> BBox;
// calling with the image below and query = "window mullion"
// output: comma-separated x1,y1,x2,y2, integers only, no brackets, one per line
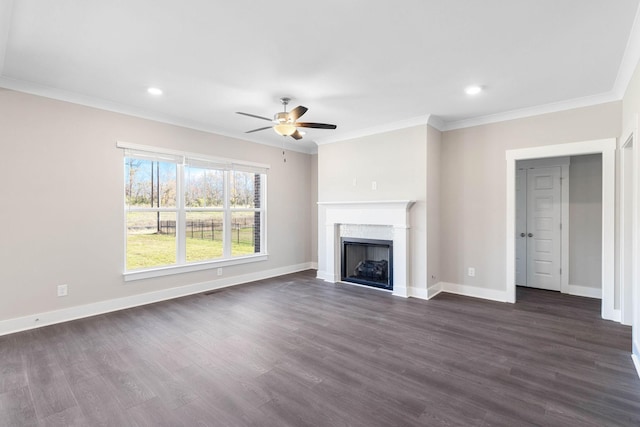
261,175,267,254
223,170,231,258
176,163,186,264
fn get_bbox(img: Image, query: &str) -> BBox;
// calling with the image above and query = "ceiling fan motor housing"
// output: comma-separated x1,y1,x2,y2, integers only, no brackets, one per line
274,111,294,124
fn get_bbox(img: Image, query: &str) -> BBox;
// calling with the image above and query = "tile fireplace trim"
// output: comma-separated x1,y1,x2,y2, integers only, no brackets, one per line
317,200,415,297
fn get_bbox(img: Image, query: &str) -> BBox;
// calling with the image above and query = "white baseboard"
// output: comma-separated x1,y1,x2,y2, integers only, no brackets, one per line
408,286,429,300
602,307,621,322
424,283,443,300
439,282,509,303
392,286,409,298
633,355,640,381
633,342,640,380
0,262,315,337
566,284,602,299
612,309,622,322
316,270,335,282
408,282,505,302
310,262,318,270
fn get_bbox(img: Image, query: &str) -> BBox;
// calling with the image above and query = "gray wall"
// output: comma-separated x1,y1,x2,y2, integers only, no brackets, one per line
0,89,315,322
569,154,602,290
426,125,441,288
440,102,621,291
310,153,318,264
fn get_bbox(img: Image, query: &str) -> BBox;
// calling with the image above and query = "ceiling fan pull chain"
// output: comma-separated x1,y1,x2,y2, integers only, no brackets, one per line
282,139,287,163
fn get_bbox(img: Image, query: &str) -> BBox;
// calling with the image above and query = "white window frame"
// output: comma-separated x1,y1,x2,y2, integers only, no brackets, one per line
118,141,269,281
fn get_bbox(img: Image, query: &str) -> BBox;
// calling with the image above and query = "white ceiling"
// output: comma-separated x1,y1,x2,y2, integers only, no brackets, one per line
1,0,639,153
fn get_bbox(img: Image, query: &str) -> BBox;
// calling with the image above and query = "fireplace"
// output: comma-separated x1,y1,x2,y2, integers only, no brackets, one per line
341,238,393,290
317,200,414,297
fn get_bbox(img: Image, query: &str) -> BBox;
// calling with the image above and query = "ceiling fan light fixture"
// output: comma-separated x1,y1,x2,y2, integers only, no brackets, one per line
274,123,297,136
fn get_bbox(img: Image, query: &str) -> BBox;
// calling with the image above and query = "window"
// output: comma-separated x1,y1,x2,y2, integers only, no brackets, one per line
121,143,268,279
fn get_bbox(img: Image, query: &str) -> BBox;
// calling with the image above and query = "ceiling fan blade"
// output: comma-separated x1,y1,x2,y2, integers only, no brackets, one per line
236,112,273,122
295,122,337,130
245,126,272,134
289,106,308,121
290,129,303,140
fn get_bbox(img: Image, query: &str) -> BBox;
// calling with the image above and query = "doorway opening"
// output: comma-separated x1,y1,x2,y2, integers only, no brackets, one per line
516,155,603,298
506,139,616,321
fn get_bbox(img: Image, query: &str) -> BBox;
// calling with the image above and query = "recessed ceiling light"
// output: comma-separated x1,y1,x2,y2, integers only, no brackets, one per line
147,87,163,96
465,85,482,95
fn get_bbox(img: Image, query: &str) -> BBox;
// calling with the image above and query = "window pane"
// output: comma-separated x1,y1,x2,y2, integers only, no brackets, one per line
186,212,224,262
125,158,177,208
126,212,177,270
231,211,259,256
185,167,224,208
230,171,260,208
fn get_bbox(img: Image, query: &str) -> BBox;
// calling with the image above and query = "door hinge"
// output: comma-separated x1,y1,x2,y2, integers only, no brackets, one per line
560,268,562,275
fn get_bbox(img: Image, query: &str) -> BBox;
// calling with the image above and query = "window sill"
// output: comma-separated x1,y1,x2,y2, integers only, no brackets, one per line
123,254,269,282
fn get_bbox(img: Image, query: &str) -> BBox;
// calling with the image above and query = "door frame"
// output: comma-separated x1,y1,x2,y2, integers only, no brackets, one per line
619,116,639,365
516,158,569,293
625,115,640,372
620,127,637,326
506,139,616,321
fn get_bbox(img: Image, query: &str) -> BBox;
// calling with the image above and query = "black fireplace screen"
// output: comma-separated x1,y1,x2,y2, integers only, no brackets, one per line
341,238,393,290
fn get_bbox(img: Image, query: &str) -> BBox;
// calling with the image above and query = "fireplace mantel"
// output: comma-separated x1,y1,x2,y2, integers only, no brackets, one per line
317,200,415,297
318,200,415,230
318,200,414,207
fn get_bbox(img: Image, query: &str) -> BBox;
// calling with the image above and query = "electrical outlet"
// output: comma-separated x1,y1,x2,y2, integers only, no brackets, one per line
57,284,68,297
217,268,223,276
371,181,377,190
467,267,475,277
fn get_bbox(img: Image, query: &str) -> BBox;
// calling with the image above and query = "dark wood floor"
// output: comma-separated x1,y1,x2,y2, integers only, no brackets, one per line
1,271,639,426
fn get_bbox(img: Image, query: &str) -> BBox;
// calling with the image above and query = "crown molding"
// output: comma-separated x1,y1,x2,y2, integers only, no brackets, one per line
0,72,626,146
314,114,431,145
0,0,14,75
441,91,620,131
0,76,317,154
613,4,640,99
427,115,445,131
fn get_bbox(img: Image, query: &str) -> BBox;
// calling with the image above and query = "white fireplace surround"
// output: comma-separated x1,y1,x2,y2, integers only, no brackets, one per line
317,200,415,297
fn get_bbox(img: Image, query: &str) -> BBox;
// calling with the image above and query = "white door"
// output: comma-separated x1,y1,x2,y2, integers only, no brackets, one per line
525,167,562,291
515,169,527,285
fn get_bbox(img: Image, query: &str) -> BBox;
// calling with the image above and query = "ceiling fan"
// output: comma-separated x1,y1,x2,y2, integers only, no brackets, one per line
236,97,337,140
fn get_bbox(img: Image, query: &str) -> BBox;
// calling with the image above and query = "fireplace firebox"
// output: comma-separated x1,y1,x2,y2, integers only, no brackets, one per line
341,238,393,290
